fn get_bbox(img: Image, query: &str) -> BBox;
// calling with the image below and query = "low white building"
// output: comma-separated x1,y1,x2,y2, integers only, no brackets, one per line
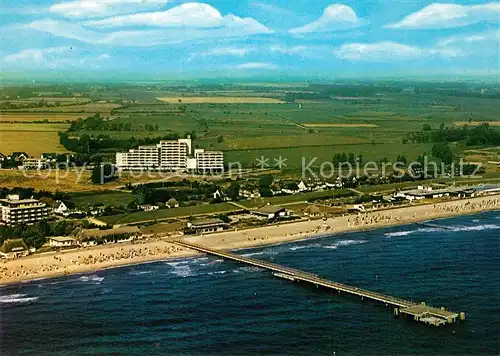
20,158,49,170
138,204,159,212
49,236,77,248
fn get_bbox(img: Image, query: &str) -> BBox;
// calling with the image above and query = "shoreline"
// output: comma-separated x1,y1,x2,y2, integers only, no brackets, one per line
1,194,500,287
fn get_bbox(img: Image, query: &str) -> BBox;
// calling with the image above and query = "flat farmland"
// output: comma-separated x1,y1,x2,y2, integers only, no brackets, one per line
217,135,369,150
302,123,379,128
157,96,284,104
0,169,95,192
6,102,121,114
0,123,69,156
0,113,84,122
224,143,434,168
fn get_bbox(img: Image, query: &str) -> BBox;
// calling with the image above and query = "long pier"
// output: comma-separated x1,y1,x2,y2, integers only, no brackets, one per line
174,240,465,327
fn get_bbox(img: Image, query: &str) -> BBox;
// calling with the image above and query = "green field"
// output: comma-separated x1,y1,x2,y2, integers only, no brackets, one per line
238,189,355,208
70,191,142,209
99,202,240,225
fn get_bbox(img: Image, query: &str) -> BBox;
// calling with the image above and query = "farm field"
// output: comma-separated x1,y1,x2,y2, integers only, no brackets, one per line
0,113,85,122
4,102,121,114
0,123,69,156
302,123,379,128
157,96,284,104
100,202,240,225
0,169,96,192
0,123,69,132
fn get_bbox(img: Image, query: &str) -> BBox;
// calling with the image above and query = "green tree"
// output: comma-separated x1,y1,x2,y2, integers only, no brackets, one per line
91,164,116,184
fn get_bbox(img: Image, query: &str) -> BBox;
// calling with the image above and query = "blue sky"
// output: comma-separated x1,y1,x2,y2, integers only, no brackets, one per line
0,0,498,79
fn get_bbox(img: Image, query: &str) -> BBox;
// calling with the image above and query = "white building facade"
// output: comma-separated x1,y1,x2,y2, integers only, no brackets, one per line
0,195,51,226
115,137,224,173
194,149,224,172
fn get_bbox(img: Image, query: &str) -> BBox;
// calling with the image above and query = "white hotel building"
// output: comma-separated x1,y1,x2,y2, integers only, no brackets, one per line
116,138,224,173
0,195,51,226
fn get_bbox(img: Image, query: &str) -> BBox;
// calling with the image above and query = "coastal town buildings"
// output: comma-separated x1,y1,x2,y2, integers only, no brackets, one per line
0,195,51,226
115,137,224,173
20,158,49,170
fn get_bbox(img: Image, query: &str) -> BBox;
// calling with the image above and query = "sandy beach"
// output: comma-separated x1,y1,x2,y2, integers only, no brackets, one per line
1,194,500,286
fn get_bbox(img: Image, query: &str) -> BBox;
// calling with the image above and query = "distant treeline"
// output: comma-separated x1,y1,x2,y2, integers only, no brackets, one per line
68,114,159,132
59,132,180,154
404,123,500,146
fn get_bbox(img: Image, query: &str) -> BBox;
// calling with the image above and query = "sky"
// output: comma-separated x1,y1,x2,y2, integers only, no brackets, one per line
0,0,499,80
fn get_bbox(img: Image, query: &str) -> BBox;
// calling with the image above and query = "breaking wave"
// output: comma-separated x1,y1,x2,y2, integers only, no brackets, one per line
242,250,278,258
0,293,38,304
322,239,367,249
385,231,415,237
168,264,195,278
128,270,152,276
79,275,104,283
450,224,500,232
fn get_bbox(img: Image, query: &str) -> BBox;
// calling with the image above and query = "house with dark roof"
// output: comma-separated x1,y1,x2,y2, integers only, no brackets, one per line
10,152,29,161
0,152,5,162
281,182,300,194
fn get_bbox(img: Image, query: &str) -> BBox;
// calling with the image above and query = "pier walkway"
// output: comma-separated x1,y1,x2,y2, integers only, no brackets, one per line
174,240,465,327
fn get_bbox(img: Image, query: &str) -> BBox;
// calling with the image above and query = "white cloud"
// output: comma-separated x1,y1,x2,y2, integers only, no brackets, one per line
25,3,272,47
334,41,462,61
189,46,253,60
386,2,500,29
85,3,222,28
50,0,167,18
4,46,110,68
269,45,309,55
289,4,368,34
437,29,500,47
436,30,500,56
84,3,272,37
235,62,278,69
4,47,72,63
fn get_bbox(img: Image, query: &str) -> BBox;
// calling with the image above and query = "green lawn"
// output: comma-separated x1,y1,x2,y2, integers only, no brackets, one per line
238,189,355,208
70,191,142,209
99,202,240,225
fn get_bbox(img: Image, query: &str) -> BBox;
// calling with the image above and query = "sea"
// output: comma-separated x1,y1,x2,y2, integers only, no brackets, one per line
1,211,499,355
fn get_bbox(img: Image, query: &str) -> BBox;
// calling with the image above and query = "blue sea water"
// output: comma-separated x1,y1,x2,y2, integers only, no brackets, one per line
1,212,499,355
